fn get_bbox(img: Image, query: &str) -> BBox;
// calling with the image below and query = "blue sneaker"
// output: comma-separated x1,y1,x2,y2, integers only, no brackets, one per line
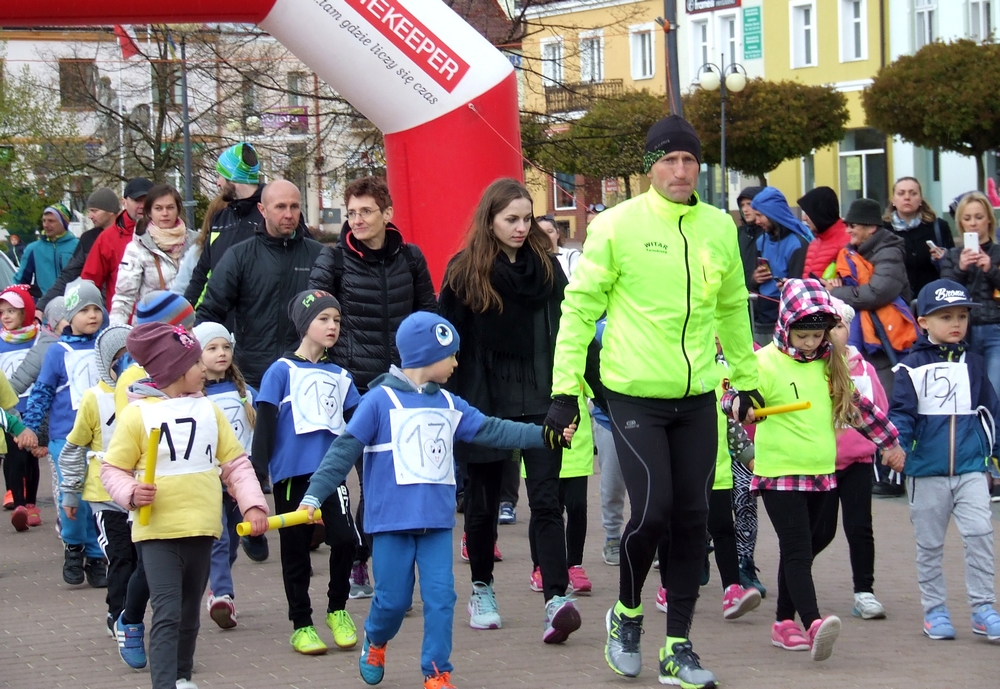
115,613,147,669
498,502,516,525
923,605,956,640
359,635,386,685
971,604,1000,642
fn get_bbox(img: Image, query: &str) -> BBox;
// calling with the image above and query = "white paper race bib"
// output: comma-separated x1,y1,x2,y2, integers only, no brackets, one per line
283,359,350,435
906,360,975,416
211,389,254,450
96,389,117,453
60,344,99,411
852,370,874,405
382,386,460,486
139,397,219,477
0,348,30,399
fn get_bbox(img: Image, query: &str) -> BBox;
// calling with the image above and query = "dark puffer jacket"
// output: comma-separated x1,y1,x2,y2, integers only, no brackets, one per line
887,217,954,298
308,222,437,391
184,185,264,306
830,226,912,310
195,222,321,387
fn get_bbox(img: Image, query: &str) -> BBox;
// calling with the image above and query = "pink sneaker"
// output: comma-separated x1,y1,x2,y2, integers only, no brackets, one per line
493,541,503,562
771,620,809,651
567,566,591,594
460,533,469,562
529,567,543,592
25,504,41,527
656,586,668,613
722,583,761,620
807,616,841,661
208,594,238,629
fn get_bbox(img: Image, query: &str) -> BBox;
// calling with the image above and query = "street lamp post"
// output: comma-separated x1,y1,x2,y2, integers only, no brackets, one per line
697,54,747,211
180,35,195,230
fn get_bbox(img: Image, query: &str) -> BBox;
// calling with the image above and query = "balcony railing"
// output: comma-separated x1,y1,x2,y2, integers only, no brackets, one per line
544,79,624,113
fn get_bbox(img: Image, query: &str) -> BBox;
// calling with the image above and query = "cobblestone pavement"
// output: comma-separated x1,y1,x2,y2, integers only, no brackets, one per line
1,463,998,689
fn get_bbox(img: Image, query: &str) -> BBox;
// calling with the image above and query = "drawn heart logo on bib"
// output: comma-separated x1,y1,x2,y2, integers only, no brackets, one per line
424,438,447,469
321,393,339,418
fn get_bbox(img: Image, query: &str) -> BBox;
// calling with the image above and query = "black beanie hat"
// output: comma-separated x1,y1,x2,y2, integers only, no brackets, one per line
288,289,342,337
644,115,702,172
797,186,840,233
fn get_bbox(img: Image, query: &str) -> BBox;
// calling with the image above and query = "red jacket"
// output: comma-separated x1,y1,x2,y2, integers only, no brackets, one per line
802,219,849,280
81,210,136,304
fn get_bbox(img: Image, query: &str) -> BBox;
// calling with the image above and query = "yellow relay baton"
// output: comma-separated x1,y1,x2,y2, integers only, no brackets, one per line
137,427,160,526
236,508,322,537
751,401,812,419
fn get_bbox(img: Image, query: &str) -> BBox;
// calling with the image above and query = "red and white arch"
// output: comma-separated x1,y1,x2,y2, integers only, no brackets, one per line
6,0,523,285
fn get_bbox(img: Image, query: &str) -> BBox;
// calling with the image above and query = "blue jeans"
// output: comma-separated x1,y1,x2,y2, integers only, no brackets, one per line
972,323,1000,402
367,529,456,676
50,438,102,559
208,492,242,598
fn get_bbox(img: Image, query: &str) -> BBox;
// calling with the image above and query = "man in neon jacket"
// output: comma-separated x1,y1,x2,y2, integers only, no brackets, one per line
544,115,761,689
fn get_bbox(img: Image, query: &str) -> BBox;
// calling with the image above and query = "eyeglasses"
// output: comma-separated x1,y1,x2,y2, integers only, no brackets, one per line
535,215,555,223
347,208,380,221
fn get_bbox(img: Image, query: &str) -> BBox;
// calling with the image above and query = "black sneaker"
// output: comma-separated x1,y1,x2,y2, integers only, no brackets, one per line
63,545,85,585
241,534,269,562
739,557,767,598
85,558,109,588
658,640,717,688
701,541,714,587
872,482,905,497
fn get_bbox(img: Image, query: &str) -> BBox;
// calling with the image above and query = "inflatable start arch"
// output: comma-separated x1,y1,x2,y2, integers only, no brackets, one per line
6,0,523,285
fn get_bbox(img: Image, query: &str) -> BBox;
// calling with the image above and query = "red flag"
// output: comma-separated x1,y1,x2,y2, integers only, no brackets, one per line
114,25,141,60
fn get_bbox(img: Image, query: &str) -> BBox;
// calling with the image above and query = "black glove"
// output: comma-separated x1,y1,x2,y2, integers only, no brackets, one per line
737,389,766,423
543,395,580,449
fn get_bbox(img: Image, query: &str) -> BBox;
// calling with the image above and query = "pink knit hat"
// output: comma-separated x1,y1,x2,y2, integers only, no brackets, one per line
126,322,202,388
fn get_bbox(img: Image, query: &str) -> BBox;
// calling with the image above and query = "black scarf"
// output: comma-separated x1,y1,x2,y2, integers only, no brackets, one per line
479,248,554,378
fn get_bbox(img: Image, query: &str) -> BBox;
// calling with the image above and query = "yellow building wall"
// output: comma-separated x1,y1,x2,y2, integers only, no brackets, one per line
760,0,884,203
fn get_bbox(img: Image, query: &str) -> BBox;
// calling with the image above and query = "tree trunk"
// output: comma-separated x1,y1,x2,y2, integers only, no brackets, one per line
623,176,632,199
975,151,986,192
757,173,767,186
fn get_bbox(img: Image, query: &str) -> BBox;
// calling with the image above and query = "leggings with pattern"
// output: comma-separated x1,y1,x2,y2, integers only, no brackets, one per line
732,459,758,562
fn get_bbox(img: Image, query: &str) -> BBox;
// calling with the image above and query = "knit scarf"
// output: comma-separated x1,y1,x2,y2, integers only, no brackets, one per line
148,221,188,259
0,323,38,344
479,248,554,382
890,211,922,233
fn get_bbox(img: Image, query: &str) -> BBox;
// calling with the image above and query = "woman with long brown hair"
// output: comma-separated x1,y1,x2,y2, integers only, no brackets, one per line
439,178,581,644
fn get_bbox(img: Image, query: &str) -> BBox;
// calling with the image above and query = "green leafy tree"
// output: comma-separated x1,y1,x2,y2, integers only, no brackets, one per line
521,91,666,199
863,39,1000,191
0,64,81,235
683,78,849,185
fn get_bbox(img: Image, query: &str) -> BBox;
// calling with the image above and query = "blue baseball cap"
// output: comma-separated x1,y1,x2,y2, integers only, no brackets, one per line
917,279,977,316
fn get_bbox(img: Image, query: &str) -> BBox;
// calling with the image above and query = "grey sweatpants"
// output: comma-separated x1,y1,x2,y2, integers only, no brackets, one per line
594,420,626,541
907,473,995,613
142,537,214,689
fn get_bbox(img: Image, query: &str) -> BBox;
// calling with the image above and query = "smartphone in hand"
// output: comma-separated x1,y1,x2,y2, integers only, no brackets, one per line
965,232,980,253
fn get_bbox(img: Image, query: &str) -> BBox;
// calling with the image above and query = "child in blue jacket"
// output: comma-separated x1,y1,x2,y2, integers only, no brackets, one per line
299,312,575,689
889,279,1000,642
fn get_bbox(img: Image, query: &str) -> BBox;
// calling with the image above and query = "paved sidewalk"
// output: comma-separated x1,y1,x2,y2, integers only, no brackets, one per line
1,463,998,689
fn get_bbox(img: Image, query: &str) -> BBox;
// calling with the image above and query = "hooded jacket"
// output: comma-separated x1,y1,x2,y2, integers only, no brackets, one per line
939,240,1000,325
803,219,849,280
889,336,1000,477
307,222,437,391
81,210,137,306
14,231,79,296
195,221,322,388
736,186,763,289
750,188,813,326
836,345,886,469
110,226,198,325
830,226,912,310
184,185,264,307
37,225,103,311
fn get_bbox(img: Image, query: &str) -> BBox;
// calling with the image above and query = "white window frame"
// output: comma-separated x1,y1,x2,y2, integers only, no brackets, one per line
790,1,819,69
970,0,993,42
629,23,656,81
540,37,565,88
915,0,936,49
578,29,604,84
554,171,577,210
718,12,739,69
690,18,710,83
839,0,868,62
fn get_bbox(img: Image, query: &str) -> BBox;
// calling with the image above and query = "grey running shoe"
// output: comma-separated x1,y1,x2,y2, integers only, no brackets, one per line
605,606,643,677
602,538,621,566
658,640,717,688
349,561,374,599
543,595,581,644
